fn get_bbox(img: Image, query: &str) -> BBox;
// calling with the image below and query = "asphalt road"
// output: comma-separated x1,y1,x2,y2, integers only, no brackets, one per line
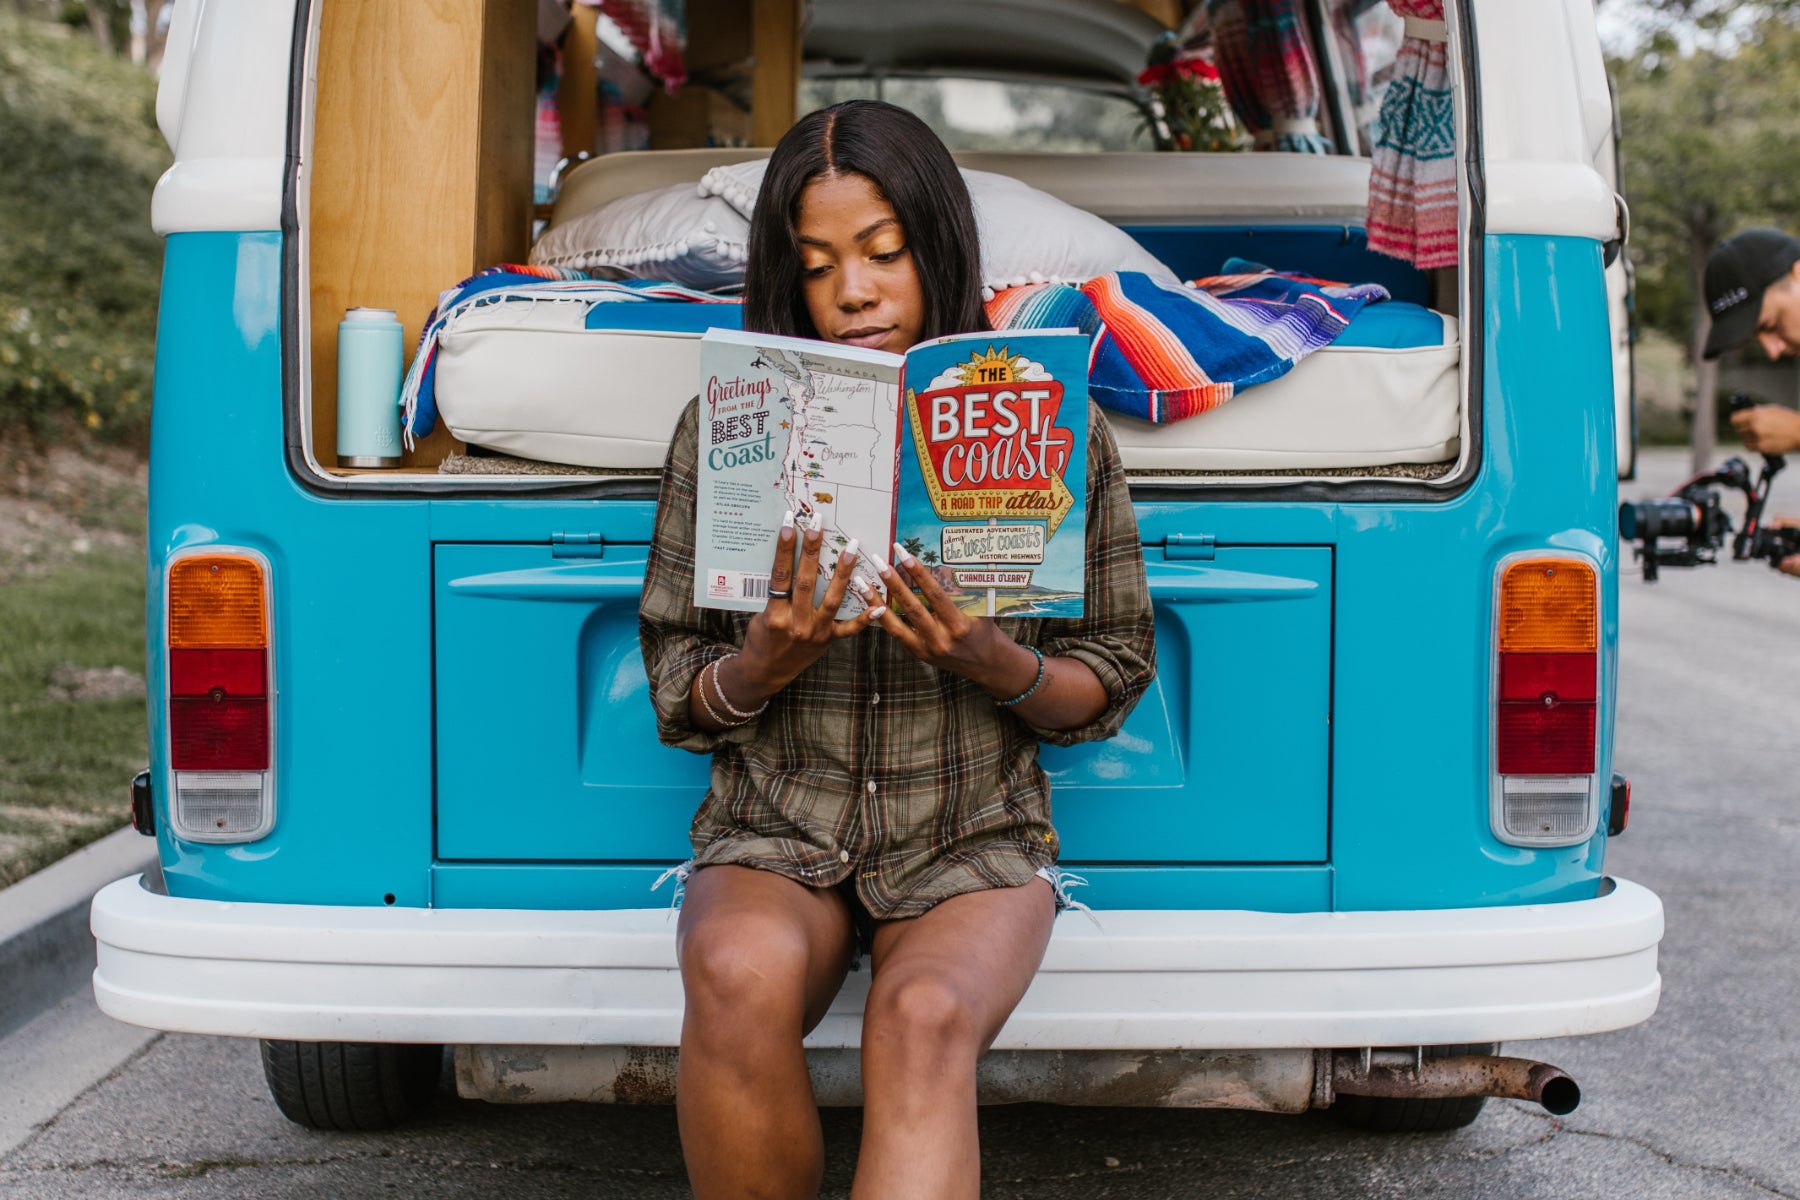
3,447,1798,1199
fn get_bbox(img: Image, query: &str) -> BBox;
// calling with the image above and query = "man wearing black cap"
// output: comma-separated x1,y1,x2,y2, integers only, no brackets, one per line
1703,228,1800,577
1705,228,1800,453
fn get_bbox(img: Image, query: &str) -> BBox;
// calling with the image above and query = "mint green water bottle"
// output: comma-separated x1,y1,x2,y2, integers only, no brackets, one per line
336,307,404,467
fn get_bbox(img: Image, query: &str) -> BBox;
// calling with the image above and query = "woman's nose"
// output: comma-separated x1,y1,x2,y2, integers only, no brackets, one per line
1759,331,1789,360
836,261,877,310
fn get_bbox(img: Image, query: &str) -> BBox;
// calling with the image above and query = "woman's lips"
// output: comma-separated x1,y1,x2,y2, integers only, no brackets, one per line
837,327,895,349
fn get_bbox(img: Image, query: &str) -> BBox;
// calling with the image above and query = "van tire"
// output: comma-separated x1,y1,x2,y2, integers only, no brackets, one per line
259,1040,443,1131
1329,1043,1497,1134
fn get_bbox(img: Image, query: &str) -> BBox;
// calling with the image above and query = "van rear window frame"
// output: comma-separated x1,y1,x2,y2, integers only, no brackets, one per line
275,0,1483,506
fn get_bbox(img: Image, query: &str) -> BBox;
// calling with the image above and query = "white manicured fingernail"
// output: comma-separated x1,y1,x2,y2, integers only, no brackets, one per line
844,538,859,561
865,550,890,575
893,541,915,565
855,580,876,601
782,510,795,529
866,606,888,620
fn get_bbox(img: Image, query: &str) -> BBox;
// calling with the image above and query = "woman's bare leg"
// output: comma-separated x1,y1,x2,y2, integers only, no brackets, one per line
676,865,856,1199
851,877,1056,1200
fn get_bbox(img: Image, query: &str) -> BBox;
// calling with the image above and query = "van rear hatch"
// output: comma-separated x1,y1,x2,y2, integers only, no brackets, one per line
432,540,1332,868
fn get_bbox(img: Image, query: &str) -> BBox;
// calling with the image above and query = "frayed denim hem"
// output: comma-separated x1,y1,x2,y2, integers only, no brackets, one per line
1037,865,1101,928
651,859,694,916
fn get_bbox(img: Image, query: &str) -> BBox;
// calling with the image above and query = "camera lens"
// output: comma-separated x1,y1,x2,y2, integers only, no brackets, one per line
1619,498,1699,540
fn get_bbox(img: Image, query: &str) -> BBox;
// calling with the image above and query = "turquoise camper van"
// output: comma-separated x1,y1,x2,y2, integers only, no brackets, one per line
93,0,1662,1133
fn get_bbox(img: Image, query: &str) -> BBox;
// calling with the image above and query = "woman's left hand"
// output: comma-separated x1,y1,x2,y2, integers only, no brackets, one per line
863,544,1041,699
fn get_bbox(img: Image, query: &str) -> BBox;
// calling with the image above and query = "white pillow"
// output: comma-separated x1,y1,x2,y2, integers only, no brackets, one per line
529,181,750,290
698,158,1180,299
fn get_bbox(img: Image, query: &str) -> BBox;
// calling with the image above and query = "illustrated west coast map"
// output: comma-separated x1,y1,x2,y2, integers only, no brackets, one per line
694,329,899,615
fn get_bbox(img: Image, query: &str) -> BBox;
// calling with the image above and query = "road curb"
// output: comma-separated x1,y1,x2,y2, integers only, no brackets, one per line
0,827,156,1040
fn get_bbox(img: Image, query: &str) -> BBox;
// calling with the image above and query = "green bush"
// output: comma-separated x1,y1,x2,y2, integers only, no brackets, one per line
0,14,169,445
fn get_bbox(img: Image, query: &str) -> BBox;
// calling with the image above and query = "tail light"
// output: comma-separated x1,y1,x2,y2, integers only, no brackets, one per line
165,549,275,842
1491,556,1600,846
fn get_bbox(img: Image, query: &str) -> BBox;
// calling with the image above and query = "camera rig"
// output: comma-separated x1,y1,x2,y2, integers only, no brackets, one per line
1619,395,1800,582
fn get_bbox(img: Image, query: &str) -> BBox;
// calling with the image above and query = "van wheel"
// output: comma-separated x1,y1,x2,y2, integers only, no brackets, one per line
259,1040,444,1131
1330,1043,1497,1134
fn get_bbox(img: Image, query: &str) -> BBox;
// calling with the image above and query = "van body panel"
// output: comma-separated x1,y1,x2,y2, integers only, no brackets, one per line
151,0,297,234
1331,233,1618,911
149,232,436,906
431,543,1333,869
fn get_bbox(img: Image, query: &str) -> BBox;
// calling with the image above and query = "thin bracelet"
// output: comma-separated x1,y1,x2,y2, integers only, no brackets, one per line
711,654,768,721
695,661,747,727
995,645,1046,708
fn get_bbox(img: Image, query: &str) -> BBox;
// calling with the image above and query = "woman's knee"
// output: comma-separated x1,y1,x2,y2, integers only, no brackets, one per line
864,969,982,1060
679,914,814,1021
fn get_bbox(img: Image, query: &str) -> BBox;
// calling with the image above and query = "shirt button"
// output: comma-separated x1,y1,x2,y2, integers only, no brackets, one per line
866,780,878,795
871,692,881,706
839,850,851,864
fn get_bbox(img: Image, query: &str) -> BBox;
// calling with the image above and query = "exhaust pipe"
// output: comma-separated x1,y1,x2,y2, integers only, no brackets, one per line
1326,1051,1581,1116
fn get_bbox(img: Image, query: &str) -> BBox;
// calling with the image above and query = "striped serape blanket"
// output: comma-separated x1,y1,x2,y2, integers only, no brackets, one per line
400,265,738,445
985,264,1389,423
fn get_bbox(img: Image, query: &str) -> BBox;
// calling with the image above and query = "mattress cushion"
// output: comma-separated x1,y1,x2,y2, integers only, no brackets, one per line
434,299,1459,475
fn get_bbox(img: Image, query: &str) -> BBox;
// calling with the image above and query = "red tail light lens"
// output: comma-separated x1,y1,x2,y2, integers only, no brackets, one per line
1499,652,1597,703
169,648,267,697
170,696,271,770
1497,701,1597,774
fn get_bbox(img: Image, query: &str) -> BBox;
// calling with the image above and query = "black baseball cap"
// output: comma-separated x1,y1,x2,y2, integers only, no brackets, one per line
1703,228,1800,359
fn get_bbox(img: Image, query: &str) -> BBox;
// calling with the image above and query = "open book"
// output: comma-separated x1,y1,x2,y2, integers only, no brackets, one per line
694,326,1090,618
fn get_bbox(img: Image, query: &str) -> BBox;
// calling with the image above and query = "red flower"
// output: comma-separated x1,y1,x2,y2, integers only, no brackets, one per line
1139,54,1221,87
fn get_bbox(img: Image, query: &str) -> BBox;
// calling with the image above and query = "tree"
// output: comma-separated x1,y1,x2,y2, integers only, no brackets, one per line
1611,15,1800,466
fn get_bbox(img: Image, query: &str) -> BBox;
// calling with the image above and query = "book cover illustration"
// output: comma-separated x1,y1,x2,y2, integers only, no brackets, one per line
693,328,897,614
895,331,1090,618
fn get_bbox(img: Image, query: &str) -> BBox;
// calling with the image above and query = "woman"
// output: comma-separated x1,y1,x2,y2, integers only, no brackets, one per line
638,99,1156,1198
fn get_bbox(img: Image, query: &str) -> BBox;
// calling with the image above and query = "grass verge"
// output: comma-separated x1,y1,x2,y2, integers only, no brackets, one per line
0,545,146,887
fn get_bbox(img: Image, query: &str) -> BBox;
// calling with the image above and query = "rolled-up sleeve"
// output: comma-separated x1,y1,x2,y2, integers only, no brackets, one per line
638,399,761,754
1020,404,1156,747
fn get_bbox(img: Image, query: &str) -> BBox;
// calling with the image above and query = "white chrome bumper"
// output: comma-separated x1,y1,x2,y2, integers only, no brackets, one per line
92,876,1662,1049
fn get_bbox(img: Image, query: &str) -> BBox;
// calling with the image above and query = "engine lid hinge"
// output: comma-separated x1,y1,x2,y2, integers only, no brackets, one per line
1164,534,1217,561
550,532,607,559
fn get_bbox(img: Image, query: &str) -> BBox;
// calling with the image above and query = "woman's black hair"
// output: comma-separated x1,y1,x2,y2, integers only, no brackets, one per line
742,100,988,343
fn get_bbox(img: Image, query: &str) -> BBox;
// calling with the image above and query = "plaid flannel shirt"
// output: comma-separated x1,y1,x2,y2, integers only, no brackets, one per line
638,398,1155,918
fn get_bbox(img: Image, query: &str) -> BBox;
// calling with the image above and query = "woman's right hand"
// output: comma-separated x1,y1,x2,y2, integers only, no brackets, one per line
714,518,882,712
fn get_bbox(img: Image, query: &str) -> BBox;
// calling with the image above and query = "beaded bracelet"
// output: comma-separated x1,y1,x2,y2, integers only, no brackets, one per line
694,660,744,727
995,645,1046,708
710,654,768,721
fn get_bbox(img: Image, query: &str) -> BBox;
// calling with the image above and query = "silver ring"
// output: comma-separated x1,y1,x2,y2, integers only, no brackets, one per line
766,588,792,600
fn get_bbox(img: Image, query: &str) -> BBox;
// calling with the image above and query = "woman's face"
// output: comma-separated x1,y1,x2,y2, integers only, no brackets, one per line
795,172,925,354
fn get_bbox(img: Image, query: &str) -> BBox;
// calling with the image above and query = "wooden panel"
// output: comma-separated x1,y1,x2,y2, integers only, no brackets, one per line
308,0,534,471
750,0,801,147
474,0,537,268
557,4,601,158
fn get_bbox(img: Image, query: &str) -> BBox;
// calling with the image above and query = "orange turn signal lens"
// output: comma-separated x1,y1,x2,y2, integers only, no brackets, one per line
1498,557,1596,653
169,554,268,648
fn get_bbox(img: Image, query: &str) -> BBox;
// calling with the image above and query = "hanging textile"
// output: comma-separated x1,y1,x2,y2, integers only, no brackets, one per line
1366,0,1456,268
1326,0,1388,154
586,0,686,90
1204,0,1333,155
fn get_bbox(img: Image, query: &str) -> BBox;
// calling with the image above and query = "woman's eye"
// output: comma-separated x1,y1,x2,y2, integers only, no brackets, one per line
803,264,830,279
872,247,907,264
